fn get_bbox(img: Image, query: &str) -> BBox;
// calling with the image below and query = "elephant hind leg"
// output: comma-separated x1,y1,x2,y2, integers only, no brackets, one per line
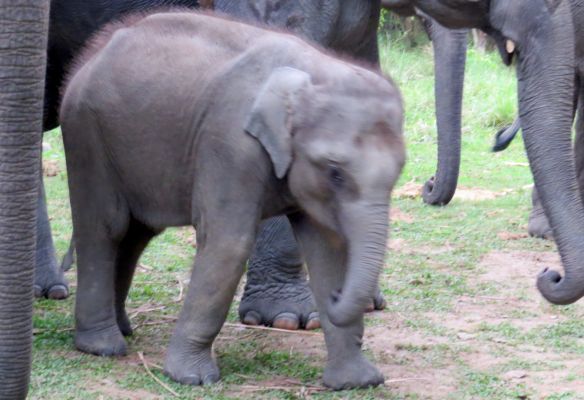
68,168,129,356
114,218,157,337
64,101,130,356
74,231,128,357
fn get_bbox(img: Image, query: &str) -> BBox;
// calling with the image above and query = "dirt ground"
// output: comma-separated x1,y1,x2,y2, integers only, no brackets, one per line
222,247,584,399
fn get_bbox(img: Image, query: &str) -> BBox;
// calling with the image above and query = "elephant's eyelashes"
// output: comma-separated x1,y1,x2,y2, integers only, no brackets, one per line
328,165,345,188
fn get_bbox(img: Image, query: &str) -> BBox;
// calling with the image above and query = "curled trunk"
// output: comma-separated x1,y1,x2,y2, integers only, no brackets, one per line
327,203,389,327
422,22,468,206
515,1,584,305
0,1,50,398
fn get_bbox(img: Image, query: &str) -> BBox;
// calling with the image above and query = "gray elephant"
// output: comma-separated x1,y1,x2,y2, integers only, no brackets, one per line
0,0,50,398
60,10,405,389
44,0,468,332
382,0,584,305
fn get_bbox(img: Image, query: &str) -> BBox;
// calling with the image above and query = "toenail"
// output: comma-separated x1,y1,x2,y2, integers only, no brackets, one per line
273,312,300,330
242,311,262,326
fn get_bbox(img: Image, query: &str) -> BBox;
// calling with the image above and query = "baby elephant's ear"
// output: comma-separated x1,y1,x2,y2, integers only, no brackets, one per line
245,67,311,179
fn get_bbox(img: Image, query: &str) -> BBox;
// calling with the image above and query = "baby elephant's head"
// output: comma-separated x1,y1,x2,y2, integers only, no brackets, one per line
245,66,405,327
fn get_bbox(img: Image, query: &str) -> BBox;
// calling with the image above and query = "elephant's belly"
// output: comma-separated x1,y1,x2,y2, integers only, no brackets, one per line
108,155,196,230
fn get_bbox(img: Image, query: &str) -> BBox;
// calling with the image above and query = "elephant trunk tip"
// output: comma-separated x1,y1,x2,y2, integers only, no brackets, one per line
422,177,454,206
537,267,584,305
326,289,366,327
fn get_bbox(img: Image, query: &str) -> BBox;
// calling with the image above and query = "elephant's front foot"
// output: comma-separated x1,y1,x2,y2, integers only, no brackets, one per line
323,354,384,390
528,212,554,240
34,260,69,300
164,340,220,386
75,324,127,356
365,288,387,312
528,188,554,240
34,282,69,300
239,280,320,330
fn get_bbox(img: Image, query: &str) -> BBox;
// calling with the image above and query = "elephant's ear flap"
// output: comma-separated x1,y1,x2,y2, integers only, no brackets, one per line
245,67,312,179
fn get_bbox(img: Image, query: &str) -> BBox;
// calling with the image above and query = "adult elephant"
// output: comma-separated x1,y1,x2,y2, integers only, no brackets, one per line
42,0,470,329
385,0,584,305
0,0,50,397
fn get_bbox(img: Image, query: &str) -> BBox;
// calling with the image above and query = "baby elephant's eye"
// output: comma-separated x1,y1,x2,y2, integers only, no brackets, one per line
328,165,345,188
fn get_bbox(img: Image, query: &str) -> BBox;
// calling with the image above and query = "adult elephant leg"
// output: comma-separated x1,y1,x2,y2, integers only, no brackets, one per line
422,21,468,206
527,187,553,240
239,216,320,330
0,0,50,397
34,178,69,299
60,237,76,271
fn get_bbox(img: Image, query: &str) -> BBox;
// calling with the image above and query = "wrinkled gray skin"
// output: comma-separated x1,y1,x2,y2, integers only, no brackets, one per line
387,0,584,305
492,120,554,240
0,0,49,398
61,12,405,389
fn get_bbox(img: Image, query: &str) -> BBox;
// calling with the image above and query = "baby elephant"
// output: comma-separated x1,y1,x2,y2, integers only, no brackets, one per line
60,10,405,390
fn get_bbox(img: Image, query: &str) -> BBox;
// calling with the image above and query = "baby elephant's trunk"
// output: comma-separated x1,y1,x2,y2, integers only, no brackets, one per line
327,202,388,327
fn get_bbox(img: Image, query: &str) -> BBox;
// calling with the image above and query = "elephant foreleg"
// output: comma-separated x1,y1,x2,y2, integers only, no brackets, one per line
164,223,254,385
290,213,384,390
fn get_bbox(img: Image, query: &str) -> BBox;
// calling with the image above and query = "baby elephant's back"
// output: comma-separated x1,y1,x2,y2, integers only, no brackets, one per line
75,12,270,112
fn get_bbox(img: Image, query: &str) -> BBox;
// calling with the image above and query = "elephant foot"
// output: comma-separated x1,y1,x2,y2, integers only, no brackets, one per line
528,187,554,240
164,341,220,386
365,288,387,312
34,283,69,300
34,253,70,300
528,213,554,240
323,354,384,390
75,325,127,356
239,280,320,330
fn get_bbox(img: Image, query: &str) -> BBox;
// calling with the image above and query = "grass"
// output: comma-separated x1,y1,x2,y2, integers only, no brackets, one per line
30,38,584,399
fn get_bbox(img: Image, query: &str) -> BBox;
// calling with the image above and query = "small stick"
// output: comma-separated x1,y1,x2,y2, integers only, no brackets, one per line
136,319,322,336
239,385,326,392
385,377,432,384
137,351,179,397
129,305,166,320
223,323,322,336
138,263,153,271
33,327,74,335
174,279,184,303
